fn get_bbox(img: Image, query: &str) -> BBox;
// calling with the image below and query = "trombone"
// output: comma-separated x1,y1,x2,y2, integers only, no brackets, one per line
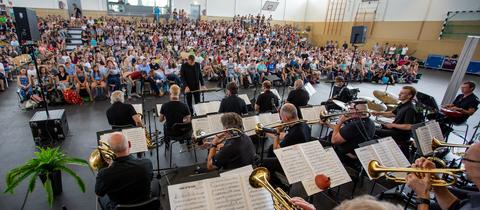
319,110,371,120
249,167,300,210
367,160,464,186
432,137,470,151
194,128,243,145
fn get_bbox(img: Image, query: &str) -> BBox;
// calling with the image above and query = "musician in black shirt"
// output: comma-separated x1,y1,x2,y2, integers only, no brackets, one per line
106,90,143,129
95,132,157,210
159,85,191,137
219,82,248,115
286,79,310,119
207,113,256,170
325,102,375,165
321,76,352,110
255,80,279,113
373,86,418,156
266,103,311,157
180,55,206,113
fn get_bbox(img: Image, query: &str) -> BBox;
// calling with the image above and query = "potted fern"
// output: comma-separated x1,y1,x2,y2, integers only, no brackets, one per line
4,147,90,208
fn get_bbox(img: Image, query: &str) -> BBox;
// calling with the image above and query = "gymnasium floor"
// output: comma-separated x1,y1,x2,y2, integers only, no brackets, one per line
0,69,478,210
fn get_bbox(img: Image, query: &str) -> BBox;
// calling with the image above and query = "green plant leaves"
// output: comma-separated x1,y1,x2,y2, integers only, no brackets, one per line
4,147,90,207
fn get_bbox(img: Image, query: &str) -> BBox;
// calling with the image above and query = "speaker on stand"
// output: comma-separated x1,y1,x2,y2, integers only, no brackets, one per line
348,26,368,76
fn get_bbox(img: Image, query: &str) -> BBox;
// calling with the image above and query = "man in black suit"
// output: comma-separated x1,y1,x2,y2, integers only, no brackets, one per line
95,132,159,210
181,55,206,113
219,82,248,115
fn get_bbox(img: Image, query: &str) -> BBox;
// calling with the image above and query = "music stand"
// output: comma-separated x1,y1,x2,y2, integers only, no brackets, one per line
416,92,439,112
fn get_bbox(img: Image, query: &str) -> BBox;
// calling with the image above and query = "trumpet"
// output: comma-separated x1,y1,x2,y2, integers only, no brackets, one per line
194,128,243,145
249,167,300,210
367,160,464,186
88,141,116,171
432,137,470,151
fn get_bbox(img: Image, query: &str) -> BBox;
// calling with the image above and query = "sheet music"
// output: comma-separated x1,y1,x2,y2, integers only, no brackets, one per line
355,137,410,180
156,104,162,117
270,89,281,100
304,83,317,97
238,94,252,105
274,145,313,184
131,104,143,115
121,127,148,154
207,101,221,114
168,180,210,210
207,113,224,134
300,106,325,121
302,147,352,196
378,137,410,167
192,117,211,138
355,145,378,179
194,103,209,116
426,120,444,141
416,126,434,155
220,165,254,177
243,115,260,136
207,176,249,209
220,167,274,210
99,133,111,144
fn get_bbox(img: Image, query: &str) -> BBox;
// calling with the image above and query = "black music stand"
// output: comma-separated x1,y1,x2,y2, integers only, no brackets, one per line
416,91,440,112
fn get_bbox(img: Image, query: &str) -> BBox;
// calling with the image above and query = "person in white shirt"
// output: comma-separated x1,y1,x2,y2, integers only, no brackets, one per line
401,44,408,58
0,62,5,91
388,44,396,55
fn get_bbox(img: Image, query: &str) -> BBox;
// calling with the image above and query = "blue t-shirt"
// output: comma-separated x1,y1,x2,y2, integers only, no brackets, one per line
66,64,75,75
267,63,276,73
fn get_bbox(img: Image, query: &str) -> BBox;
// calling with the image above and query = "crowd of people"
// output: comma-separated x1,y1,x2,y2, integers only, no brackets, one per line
0,12,420,108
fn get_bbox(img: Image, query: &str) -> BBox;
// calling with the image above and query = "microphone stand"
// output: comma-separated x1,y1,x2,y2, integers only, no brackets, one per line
280,77,288,105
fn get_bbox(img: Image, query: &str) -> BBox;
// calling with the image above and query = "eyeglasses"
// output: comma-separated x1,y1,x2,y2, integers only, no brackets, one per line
461,157,480,163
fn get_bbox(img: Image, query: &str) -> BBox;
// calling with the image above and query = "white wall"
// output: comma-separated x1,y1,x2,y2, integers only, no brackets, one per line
13,0,107,10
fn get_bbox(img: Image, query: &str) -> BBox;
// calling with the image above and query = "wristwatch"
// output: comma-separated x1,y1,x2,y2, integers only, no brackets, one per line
416,197,430,205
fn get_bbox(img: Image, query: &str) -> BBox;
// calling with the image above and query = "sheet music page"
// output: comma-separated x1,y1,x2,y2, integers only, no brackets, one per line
354,145,378,179
300,107,315,121
243,115,260,136
268,113,281,125
156,104,162,117
274,145,313,184
207,101,221,114
258,113,272,126
194,103,208,116
207,113,224,134
371,140,397,167
426,120,444,141
238,94,252,105
192,117,210,138
313,105,326,119
168,180,210,210
122,127,148,153
302,147,352,196
304,83,317,97
99,133,111,143
378,137,410,167
131,104,143,115
207,176,249,210
220,168,274,210
416,126,433,155
270,89,281,100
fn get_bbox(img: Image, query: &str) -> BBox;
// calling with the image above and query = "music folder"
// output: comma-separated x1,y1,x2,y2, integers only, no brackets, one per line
412,120,444,156
191,114,224,139
193,101,221,116
274,141,351,196
238,94,252,105
304,82,317,97
355,137,410,180
96,127,149,154
131,104,143,115
168,167,274,210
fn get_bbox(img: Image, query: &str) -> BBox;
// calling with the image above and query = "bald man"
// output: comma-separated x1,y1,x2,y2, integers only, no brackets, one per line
266,103,311,156
95,132,156,210
406,142,480,210
286,79,310,119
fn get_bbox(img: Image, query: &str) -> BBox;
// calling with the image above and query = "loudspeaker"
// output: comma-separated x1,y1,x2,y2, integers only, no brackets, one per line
13,7,40,44
29,109,69,146
350,26,367,44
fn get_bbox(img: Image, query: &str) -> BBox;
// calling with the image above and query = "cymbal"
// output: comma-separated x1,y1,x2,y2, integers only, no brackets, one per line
358,96,387,112
386,104,397,111
373,90,399,104
332,100,347,110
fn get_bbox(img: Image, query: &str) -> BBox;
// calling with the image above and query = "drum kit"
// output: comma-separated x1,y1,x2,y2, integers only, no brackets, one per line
358,90,400,112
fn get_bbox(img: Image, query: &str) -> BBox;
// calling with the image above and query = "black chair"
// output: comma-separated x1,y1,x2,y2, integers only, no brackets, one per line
115,197,161,210
163,122,195,168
